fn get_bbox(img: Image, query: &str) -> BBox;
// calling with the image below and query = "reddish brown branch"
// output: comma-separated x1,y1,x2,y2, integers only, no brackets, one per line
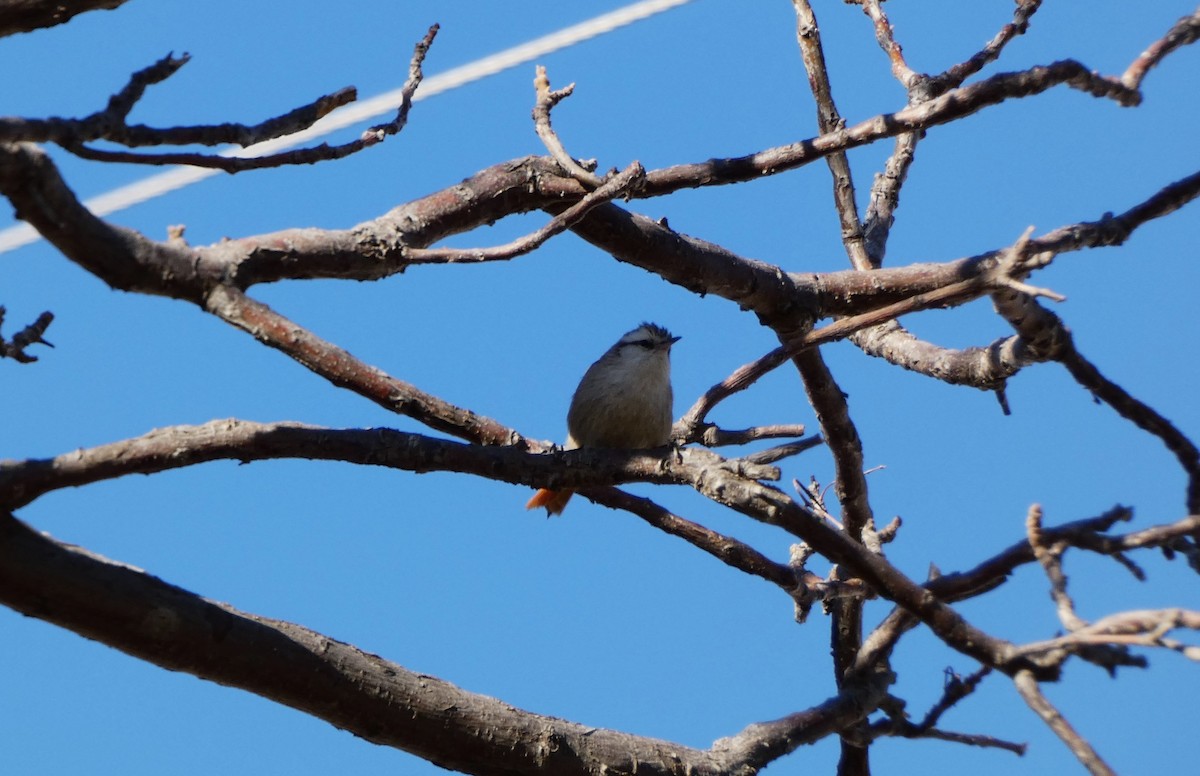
790,349,875,714
6,103,1197,332
784,14,876,768
0,412,1033,677
0,142,219,301
858,0,921,91
1122,8,1200,89
401,161,645,264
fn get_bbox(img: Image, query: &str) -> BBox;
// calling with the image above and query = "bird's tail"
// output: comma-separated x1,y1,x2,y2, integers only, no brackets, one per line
525,488,574,516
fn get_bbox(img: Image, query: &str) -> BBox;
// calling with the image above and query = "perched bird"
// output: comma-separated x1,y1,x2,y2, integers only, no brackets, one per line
526,322,680,515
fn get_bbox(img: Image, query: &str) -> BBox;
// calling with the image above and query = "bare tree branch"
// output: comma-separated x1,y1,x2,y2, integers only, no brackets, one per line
1060,347,1200,516
1015,608,1200,662
929,1,1045,94
1013,670,1116,776
0,0,130,37
0,507,895,776
0,511,743,776
0,413,1039,678
868,667,1026,757
204,286,528,446
0,419,781,513
401,161,645,264
583,487,799,592
851,0,1051,396
0,306,53,363
640,59,1141,198
0,26,437,172
1121,8,1200,89
792,0,872,271
533,66,604,188
0,52,350,149
1026,504,1088,632
61,25,438,171
855,510,1200,681
2,6,1198,772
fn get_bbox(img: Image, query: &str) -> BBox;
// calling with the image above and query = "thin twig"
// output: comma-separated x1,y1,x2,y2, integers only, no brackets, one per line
533,65,604,187
1026,504,1087,632
684,424,812,448
1013,670,1116,776
858,0,922,91
1060,348,1200,515
0,307,54,363
1014,608,1200,662
919,666,993,732
641,58,1142,197
792,0,872,270
203,286,528,448
583,487,798,591
1122,8,1200,89
680,249,1065,429
742,437,824,465
56,25,438,171
932,1,1044,94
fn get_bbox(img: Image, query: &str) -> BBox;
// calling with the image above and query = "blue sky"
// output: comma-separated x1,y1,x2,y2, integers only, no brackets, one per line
2,2,1198,774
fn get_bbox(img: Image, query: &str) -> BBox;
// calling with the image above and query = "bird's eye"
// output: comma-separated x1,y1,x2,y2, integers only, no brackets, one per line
635,340,654,349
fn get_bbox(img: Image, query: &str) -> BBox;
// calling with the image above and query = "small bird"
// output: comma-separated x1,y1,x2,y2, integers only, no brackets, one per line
526,322,680,515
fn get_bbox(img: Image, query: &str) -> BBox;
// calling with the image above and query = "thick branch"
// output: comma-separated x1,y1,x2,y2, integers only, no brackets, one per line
0,490,895,776
0,0,129,37
928,1,1044,94
0,511,743,776
0,142,211,300
401,162,645,264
